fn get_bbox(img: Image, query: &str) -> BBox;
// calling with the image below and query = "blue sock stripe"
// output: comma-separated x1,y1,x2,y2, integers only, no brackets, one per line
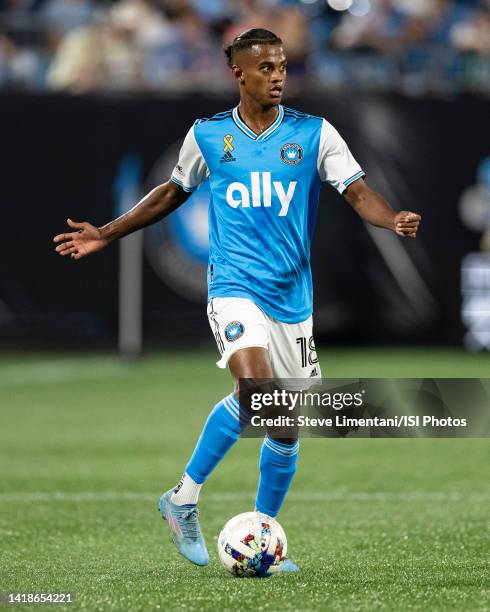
264,437,299,456
224,394,239,410
255,436,299,517
226,393,239,408
223,402,240,421
265,435,299,450
266,435,300,449
223,397,239,418
185,395,242,484
264,442,299,457
223,396,238,411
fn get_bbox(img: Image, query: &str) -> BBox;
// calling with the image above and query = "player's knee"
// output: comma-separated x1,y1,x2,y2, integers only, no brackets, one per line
235,363,273,381
234,378,276,407
229,347,273,382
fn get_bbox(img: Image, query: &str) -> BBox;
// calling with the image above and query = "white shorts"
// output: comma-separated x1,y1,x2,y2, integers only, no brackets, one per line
207,297,322,381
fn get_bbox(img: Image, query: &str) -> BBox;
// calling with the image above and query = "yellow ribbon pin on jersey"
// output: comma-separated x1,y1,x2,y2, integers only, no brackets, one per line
223,134,234,152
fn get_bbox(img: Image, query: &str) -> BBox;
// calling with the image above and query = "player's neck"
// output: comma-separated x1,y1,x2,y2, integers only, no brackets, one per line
237,97,279,137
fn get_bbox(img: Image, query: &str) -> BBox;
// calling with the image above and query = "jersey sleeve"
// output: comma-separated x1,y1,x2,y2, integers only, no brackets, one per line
170,124,209,192
317,118,365,194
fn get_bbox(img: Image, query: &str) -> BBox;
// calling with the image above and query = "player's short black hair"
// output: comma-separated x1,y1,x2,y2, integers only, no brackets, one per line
223,29,283,68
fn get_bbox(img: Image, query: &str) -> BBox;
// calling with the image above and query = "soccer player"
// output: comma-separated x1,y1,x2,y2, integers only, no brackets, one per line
53,29,421,570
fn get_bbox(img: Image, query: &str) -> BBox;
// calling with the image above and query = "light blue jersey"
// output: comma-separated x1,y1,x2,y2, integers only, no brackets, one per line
171,105,364,323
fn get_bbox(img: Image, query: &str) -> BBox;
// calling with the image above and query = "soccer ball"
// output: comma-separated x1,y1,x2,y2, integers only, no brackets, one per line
217,511,287,577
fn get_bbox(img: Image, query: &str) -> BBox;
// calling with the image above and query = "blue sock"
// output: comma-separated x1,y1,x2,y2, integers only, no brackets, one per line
185,394,244,485
255,436,299,517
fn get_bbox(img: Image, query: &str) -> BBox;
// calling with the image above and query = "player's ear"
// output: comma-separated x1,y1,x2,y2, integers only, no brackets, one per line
232,65,244,84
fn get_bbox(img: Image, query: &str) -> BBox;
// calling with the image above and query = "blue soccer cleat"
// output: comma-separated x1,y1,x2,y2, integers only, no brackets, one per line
278,558,300,573
158,490,209,566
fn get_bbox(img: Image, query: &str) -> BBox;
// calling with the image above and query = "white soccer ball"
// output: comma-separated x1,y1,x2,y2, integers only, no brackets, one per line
217,511,287,577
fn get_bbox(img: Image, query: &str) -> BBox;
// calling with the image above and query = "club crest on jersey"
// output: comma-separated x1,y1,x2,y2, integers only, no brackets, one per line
221,134,236,163
225,321,244,342
280,143,303,165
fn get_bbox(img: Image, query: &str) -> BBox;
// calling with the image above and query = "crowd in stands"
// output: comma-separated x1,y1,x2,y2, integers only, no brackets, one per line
0,0,489,95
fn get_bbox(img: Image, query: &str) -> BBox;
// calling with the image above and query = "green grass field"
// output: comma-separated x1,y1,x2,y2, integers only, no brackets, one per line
1,349,489,611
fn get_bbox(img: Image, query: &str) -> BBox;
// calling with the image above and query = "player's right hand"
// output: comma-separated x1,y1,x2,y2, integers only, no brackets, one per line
53,219,108,260
394,211,421,239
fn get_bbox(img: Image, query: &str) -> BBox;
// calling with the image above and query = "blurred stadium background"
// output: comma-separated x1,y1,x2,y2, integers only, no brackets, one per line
1,0,490,94
1,1,489,609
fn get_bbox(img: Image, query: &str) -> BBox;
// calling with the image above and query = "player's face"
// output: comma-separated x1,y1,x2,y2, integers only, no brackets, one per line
233,44,287,106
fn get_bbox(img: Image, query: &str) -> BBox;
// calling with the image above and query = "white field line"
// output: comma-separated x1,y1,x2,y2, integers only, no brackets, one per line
0,491,488,503
0,359,125,388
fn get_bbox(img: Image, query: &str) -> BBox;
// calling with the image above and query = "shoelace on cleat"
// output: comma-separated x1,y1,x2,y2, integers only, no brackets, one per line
176,507,201,541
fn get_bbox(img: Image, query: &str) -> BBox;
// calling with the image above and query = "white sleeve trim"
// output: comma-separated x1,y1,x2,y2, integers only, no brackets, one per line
170,124,209,192
317,118,365,194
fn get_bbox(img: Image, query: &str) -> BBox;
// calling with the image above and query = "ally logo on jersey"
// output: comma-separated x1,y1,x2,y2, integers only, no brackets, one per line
226,172,297,217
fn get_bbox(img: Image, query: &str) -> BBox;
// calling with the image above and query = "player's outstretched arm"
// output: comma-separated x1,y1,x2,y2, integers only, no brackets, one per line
53,181,190,260
343,178,421,239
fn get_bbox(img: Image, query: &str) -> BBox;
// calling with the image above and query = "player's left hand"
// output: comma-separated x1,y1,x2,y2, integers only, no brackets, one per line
394,211,421,239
